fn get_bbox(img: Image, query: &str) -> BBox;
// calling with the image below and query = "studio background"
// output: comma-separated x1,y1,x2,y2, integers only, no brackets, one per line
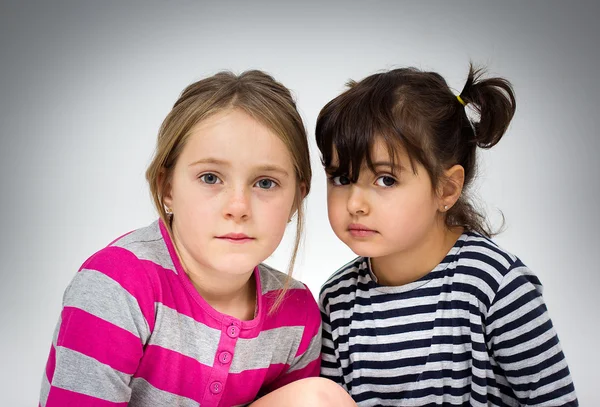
1,1,598,405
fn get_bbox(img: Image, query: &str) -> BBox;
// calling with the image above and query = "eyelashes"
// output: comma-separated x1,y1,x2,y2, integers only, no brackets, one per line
198,173,279,190
328,174,398,188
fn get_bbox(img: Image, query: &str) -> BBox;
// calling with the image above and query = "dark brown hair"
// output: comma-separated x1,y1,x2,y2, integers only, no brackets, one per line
315,64,516,237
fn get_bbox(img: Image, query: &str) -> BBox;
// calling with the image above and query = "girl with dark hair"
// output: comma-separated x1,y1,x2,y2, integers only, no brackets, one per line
317,65,577,406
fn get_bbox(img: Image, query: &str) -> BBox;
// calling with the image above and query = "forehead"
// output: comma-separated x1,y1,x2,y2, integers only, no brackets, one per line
182,109,294,170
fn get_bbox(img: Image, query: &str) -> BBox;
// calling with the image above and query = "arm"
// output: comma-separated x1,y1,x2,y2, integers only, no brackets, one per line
485,264,578,406
251,287,357,407
262,285,322,392
319,297,346,388
39,247,154,407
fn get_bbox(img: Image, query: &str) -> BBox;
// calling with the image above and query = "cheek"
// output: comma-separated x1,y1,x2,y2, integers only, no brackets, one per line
383,191,436,227
327,193,346,227
256,192,294,227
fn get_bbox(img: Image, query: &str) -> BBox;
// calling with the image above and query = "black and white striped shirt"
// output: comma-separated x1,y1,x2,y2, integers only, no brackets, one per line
320,232,577,406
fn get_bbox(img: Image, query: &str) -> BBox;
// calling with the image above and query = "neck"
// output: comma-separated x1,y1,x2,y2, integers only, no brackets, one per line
371,222,463,286
170,229,257,321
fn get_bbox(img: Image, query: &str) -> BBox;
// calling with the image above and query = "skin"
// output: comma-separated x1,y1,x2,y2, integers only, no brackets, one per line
326,137,465,286
250,377,357,407
163,109,354,406
163,108,301,320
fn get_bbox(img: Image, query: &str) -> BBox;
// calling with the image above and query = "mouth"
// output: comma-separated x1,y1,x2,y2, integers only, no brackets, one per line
347,224,378,238
216,233,255,243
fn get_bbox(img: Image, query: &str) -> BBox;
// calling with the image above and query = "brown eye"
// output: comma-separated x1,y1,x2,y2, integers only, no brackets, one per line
331,175,350,186
375,176,396,187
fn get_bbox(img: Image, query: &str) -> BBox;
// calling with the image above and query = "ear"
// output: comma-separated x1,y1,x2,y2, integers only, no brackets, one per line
437,165,464,211
158,170,173,211
289,182,308,220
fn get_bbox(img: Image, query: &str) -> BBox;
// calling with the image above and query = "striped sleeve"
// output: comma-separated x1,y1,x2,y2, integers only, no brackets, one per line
40,247,155,407
319,294,346,389
262,286,322,393
485,263,578,406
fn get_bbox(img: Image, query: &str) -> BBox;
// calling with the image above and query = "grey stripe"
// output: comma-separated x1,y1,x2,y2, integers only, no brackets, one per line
64,268,150,340
113,221,162,246
230,326,303,373
39,317,62,405
52,346,131,403
51,315,62,347
129,377,199,407
149,303,220,367
111,221,176,274
289,330,321,373
258,263,304,294
39,369,51,407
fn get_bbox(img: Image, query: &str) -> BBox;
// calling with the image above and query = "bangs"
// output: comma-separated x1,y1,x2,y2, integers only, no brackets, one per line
316,75,418,181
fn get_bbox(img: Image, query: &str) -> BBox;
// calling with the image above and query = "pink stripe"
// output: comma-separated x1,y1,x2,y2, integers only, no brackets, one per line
261,288,321,355
219,368,274,405
134,344,208,402
81,246,157,332
45,344,56,383
155,266,227,330
296,302,321,356
58,307,143,375
45,386,127,407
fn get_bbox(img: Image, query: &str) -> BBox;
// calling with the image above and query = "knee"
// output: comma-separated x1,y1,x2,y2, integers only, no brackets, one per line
294,377,356,406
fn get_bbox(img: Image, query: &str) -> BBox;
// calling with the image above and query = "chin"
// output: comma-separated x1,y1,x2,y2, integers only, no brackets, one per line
344,241,379,258
215,257,261,276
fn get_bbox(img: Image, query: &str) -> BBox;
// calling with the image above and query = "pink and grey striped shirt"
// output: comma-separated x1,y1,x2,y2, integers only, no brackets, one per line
39,220,322,407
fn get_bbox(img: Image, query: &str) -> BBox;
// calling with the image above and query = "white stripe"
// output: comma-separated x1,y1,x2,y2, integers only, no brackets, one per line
129,377,199,407
52,346,131,402
64,268,150,340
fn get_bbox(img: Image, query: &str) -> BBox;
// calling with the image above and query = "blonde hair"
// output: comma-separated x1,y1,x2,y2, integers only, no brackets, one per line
146,70,311,312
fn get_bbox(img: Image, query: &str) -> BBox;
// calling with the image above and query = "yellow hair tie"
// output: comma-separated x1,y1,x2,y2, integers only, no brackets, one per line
456,95,466,106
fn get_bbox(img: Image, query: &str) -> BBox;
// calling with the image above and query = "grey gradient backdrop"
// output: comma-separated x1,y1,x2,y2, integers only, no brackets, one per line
1,1,598,405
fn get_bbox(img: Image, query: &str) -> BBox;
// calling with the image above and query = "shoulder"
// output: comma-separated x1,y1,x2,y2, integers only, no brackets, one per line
258,263,321,327
107,220,175,272
319,257,366,307
452,231,541,305
77,221,170,298
258,262,307,293
258,262,317,311
453,232,522,281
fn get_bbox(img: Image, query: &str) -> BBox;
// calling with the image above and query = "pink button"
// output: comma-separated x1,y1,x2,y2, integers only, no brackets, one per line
227,324,239,338
219,351,232,364
210,381,223,394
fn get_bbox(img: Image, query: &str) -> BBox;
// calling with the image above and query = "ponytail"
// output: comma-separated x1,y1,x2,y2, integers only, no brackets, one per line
459,64,516,149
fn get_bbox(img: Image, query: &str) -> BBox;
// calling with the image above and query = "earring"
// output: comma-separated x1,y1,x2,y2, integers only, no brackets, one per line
165,207,173,216
443,205,449,211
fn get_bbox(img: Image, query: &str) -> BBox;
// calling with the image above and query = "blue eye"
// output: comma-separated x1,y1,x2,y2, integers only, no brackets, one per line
331,175,350,186
375,175,396,187
256,179,277,189
199,173,221,184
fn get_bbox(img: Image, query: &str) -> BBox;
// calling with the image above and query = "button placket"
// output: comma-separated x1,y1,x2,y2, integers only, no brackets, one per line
201,321,240,404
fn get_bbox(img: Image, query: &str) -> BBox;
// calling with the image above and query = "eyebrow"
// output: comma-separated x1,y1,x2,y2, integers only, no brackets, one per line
371,161,395,168
189,158,230,167
189,158,290,177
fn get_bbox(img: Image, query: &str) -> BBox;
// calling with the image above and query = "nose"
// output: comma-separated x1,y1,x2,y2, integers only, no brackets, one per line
347,185,369,216
223,186,251,221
